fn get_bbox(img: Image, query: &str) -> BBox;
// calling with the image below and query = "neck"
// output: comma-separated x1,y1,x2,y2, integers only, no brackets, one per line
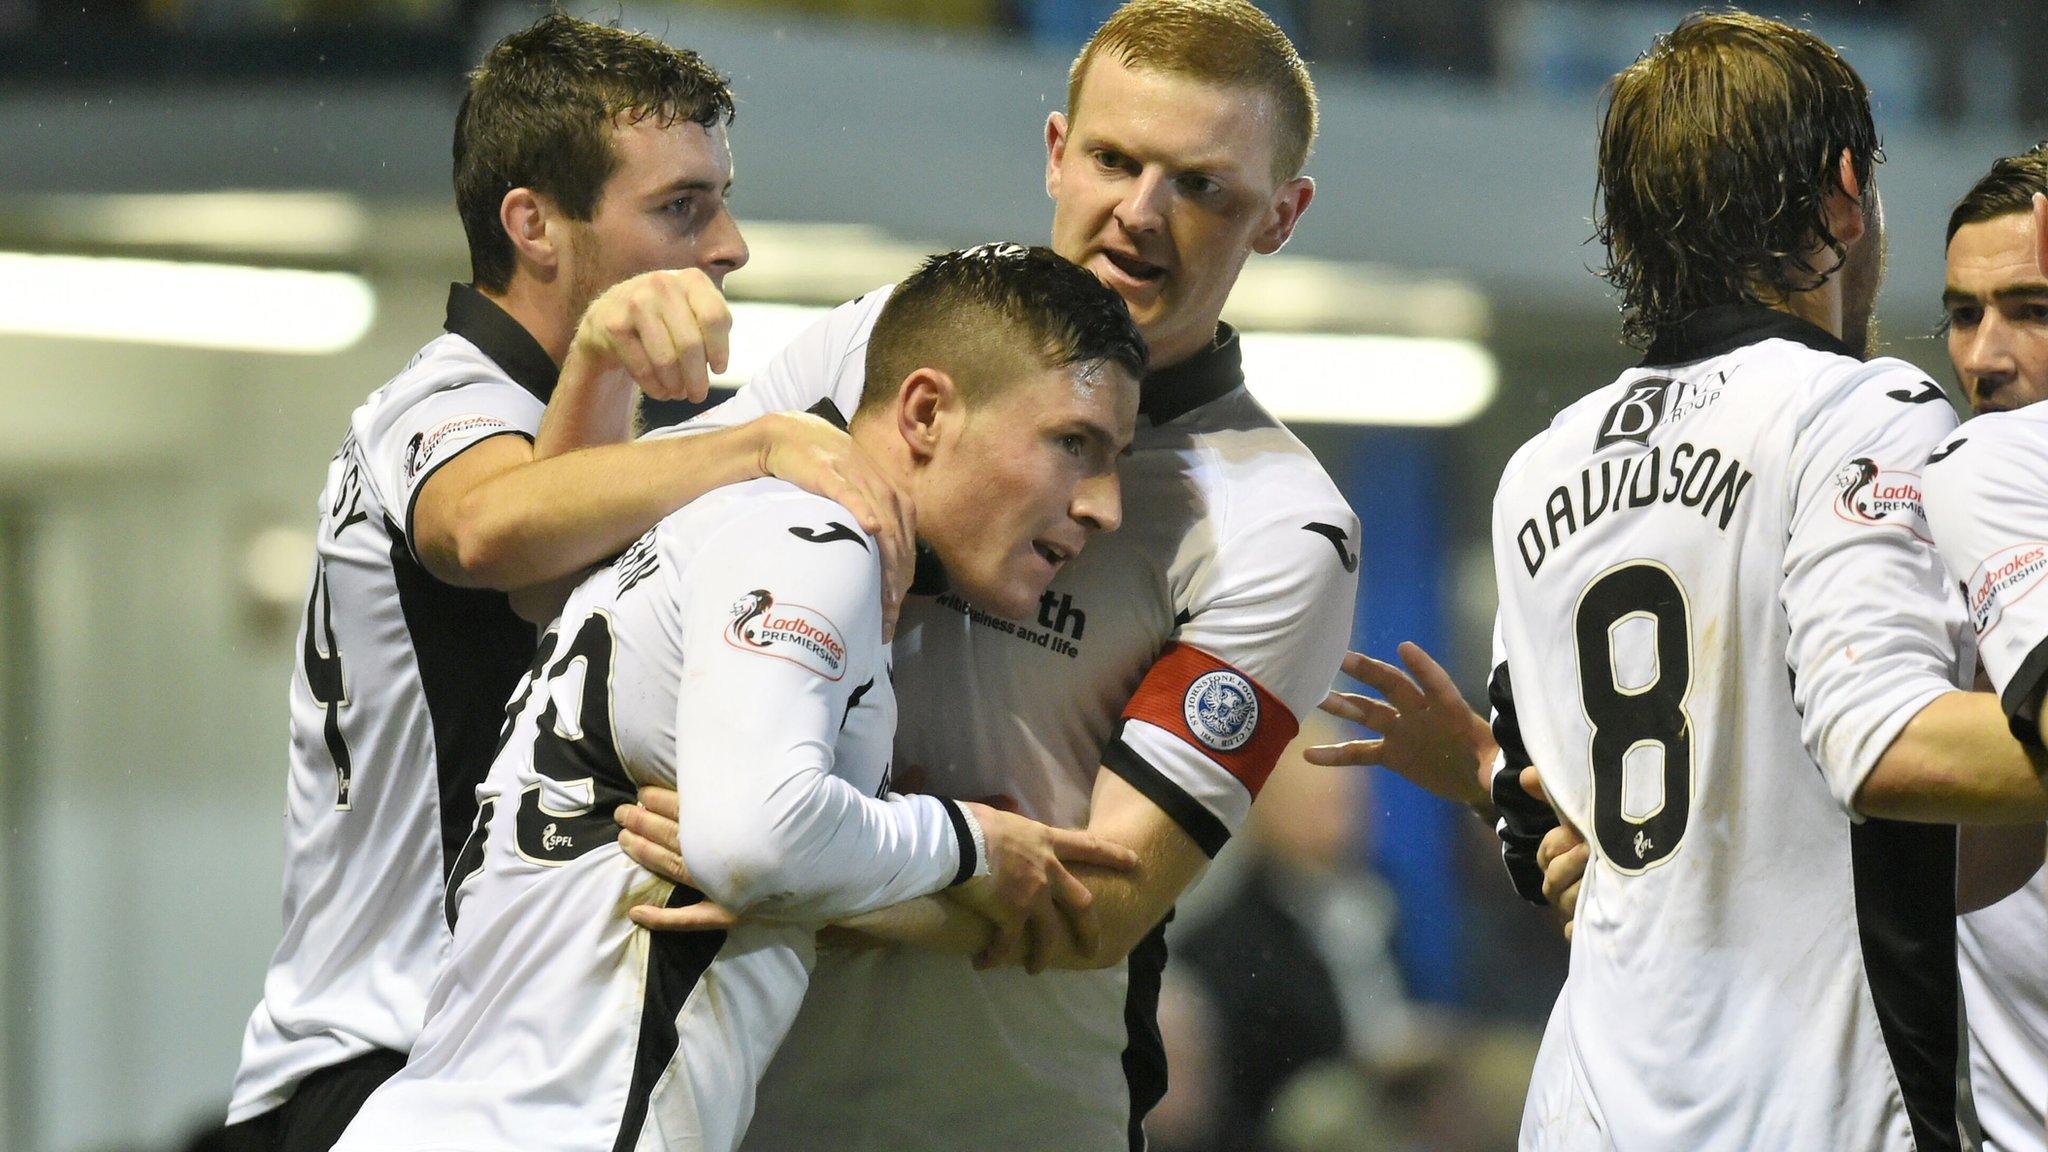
1766,258,1848,341
847,415,921,501
481,278,574,366
1770,289,1842,340
1144,318,1220,374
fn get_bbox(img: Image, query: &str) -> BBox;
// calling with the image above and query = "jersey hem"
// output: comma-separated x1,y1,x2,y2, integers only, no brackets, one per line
1839,681,1958,819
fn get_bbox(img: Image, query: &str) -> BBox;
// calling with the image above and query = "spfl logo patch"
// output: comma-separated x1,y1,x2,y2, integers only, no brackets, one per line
726,588,848,681
1832,457,1932,542
1183,670,1259,752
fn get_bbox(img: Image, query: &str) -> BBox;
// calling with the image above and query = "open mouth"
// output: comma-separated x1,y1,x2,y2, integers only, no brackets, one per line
1101,249,1166,284
1034,540,1073,567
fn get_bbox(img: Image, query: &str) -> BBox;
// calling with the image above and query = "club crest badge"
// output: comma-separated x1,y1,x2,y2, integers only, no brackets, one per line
1183,670,1258,752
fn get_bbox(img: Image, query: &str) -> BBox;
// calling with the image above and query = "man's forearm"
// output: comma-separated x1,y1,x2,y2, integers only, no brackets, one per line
828,897,993,956
452,425,765,589
535,364,639,460
1858,690,2048,823
1029,860,1192,971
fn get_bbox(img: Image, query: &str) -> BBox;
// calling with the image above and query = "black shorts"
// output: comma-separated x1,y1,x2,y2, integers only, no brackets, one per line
220,1048,407,1152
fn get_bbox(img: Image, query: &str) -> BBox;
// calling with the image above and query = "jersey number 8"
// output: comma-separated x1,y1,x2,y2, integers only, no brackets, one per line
1572,560,1695,873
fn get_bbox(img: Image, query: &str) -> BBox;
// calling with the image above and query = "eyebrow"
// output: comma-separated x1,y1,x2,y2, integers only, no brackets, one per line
1945,281,2048,307
646,177,728,200
1078,130,1243,179
1062,417,1124,453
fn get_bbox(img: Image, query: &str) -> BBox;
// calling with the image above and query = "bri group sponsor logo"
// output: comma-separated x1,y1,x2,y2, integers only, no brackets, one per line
726,588,849,680
1967,543,2048,636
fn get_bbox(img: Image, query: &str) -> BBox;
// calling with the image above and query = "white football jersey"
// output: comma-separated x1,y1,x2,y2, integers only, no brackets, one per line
334,478,976,1152
230,286,557,1123
1958,872,2048,1152
669,287,1360,1151
1922,405,2048,1152
1490,305,1972,1152
1923,404,2048,747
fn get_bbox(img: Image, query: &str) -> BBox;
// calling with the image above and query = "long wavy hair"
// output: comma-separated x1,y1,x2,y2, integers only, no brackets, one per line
1595,11,1881,348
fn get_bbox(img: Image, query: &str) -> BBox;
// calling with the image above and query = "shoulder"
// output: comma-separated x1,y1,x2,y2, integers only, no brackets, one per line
1926,406,2048,499
797,285,896,366
1166,390,1355,526
1773,353,1956,454
658,479,882,574
357,333,542,431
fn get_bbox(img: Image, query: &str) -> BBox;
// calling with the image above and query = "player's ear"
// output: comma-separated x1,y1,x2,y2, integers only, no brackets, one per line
1822,149,1867,250
1253,176,1314,256
896,367,955,464
500,187,562,278
1045,112,1069,201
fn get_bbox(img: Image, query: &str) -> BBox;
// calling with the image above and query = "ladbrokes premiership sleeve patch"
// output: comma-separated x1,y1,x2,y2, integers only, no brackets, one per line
1121,642,1298,796
724,588,849,681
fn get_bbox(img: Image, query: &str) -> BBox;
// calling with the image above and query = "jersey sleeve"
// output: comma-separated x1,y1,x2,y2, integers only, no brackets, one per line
1782,363,1971,811
682,288,888,433
1487,616,1557,905
360,378,542,558
1923,415,2048,747
661,502,971,921
1107,506,1361,857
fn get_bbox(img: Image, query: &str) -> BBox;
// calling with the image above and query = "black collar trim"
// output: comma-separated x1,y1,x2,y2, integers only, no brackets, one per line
444,283,560,403
1141,324,1244,425
808,396,849,429
1641,303,1858,368
805,398,948,595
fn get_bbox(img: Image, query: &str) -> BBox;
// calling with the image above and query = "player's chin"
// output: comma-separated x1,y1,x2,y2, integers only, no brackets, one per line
969,558,1058,620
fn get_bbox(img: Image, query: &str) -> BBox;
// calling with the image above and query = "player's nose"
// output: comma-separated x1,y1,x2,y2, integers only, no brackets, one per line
703,207,749,281
1963,311,2017,377
1112,168,1170,236
1073,470,1123,536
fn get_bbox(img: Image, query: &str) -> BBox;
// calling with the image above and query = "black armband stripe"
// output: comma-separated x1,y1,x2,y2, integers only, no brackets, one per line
937,797,977,888
1104,732,1230,858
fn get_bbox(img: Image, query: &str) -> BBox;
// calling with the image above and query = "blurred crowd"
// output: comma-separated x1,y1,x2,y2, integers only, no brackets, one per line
1144,715,1554,1152
5,0,2047,127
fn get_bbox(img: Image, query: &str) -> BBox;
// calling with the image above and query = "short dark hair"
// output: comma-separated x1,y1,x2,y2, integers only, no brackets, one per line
454,13,735,293
1596,11,1882,348
858,244,1148,419
1947,142,2048,246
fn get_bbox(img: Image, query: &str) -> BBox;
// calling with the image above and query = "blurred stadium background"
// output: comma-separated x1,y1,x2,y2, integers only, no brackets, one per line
0,0,2039,1148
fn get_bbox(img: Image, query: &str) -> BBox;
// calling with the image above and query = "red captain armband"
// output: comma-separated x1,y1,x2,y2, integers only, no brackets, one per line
1121,642,1298,797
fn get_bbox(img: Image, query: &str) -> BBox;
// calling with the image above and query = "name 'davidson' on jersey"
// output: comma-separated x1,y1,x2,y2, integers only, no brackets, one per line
1518,442,1757,577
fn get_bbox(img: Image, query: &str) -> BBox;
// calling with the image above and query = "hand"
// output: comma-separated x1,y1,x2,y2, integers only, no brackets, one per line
1308,643,1498,808
615,788,756,933
958,802,1141,974
563,269,732,403
756,411,916,640
616,786,717,932
1523,770,1587,941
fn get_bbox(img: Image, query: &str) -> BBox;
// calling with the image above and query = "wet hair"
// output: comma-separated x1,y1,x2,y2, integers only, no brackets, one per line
1068,0,1317,180
1595,10,1881,348
1947,142,2048,245
454,12,735,292
857,243,1148,419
